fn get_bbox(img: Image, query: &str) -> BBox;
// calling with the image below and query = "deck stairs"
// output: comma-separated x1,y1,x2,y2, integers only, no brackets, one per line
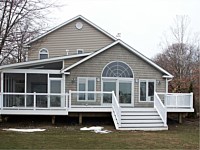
112,107,168,131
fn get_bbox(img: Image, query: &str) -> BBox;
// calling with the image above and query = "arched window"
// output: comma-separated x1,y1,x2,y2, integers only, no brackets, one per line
102,61,133,78
39,48,49,59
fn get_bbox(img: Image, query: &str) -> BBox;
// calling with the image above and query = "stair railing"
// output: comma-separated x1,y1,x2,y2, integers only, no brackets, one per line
154,92,167,126
112,91,121,128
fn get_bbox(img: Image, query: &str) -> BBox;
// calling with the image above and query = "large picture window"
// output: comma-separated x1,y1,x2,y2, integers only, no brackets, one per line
139,80,155,102
77,77,96,101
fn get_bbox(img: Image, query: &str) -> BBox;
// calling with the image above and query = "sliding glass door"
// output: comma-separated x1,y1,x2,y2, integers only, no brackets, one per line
103,79,133,106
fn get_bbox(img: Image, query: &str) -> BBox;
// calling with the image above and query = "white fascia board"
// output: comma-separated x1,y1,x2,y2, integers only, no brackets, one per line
0,53,91,70
62,40,173,77
2,69,61,74
27,15,116,45
118,40,174,78
162,75,174,78
61,41,119,73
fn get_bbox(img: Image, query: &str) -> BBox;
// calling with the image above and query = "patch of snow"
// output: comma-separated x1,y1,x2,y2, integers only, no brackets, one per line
80,126,111,134
3,128,46,132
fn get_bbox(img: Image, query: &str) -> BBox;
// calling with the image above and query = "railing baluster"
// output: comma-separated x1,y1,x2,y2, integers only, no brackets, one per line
69,90,71,109
33,92,36,111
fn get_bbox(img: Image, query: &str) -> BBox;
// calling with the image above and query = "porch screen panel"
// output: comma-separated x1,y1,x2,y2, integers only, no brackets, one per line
27,74,47,108
50,80,61,107
3,73,25,107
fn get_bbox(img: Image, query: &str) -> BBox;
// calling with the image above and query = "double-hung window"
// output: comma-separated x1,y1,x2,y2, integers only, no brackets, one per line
139,80,155,102
77,77,96,101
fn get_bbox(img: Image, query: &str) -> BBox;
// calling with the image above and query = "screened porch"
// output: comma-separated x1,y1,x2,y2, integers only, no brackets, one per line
0,72,67,114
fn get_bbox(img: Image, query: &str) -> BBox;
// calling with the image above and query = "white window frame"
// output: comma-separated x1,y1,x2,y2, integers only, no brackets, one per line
77,77,96,101
77,49,84,54
139,79,156,102
39,48,49,59
101,77,134,106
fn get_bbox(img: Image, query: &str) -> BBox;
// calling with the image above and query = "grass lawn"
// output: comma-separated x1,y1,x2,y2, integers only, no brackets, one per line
0,116,199,149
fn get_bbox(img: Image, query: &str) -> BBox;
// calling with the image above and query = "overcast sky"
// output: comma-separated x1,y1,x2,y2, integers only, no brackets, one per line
50,0,200,58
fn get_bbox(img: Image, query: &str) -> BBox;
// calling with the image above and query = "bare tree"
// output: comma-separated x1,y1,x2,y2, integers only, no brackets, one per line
153,15,200,115
0,0,57,65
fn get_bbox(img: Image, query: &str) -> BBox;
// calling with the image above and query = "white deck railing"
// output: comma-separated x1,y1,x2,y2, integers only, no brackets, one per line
68,90,113,108
154,92,167,126
0,92,68,111
157,92,193,109
111,91,121,128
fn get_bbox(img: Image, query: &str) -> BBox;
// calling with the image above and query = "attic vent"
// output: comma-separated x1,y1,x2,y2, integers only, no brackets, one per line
77,49,84,54
76,22,83,30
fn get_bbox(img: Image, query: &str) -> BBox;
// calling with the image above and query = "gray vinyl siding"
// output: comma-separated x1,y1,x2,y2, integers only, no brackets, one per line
28,18,114,61
65,44,166,107
64,57,84,68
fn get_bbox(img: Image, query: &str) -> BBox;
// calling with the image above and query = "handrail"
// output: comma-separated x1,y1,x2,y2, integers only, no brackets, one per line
2,92,67,96
112,91,121,128
154,92,167,126
70,91,113,94
0,92,69,110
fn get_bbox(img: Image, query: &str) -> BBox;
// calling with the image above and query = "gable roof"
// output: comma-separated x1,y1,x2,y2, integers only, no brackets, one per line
0,53,91,70
61,40,173,78
27,15,117,45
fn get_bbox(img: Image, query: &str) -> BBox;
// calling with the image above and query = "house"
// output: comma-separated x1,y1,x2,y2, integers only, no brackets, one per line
0,15,194,130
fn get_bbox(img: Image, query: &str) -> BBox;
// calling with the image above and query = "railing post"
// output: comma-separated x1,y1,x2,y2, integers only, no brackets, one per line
190,93,193,109
1,93,2,110
65,93,68,109
175,94,178,108
0,93,2,111
69,90,71,109
33,92,36,111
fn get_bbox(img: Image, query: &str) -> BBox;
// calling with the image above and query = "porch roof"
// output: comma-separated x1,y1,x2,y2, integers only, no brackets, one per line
0,53,91,70
61,40,174,78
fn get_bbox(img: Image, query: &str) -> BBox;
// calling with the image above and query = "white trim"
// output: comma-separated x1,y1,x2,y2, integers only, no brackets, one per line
2,69,61,74
77,77,96,101
101,61,134,78
62,40,173,78
139,79,156,102
102,78,134,106
26,15,116,45
0,53,91,70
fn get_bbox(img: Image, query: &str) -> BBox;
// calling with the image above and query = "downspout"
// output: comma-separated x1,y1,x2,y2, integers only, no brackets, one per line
165,78,172,93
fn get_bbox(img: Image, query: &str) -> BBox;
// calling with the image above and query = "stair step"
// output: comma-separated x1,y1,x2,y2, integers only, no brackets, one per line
121,119,163,124
120,108,156,111
121,112,158,116
121,123,164,128
121,116,161,120
118,127,168,131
